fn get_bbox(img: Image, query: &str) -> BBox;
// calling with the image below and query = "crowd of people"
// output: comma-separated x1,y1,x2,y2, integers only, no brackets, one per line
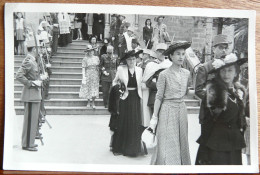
15,12,250,166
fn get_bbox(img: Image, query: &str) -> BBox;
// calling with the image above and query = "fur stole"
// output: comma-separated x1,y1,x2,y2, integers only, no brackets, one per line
206,78,247,130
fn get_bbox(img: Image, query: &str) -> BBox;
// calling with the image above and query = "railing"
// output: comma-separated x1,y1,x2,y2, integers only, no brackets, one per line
183,47,202,88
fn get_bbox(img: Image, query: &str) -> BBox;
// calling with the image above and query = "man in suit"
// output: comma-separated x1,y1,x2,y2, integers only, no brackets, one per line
16,40,42,151
195,34,231,124
99,46,118,108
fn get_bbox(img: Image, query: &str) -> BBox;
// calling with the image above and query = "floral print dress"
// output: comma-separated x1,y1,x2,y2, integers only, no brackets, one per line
79,56,100,99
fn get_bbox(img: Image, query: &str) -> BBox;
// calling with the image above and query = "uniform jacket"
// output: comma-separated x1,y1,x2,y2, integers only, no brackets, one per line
195,59,215,123
99,54,118,82
112,66,143,100
15,54,42,102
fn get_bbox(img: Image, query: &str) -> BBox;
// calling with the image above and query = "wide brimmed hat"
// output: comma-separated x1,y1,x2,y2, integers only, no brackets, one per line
149,51,158,58
84,44,97,52
155,15,165,22
163,41,191,56
120,50,143,64
209,53,248,74
213,34,231,47
155,43,168,51
127,27,135,32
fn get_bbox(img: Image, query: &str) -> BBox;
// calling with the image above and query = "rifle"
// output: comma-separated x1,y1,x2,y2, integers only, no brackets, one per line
30,24,52,144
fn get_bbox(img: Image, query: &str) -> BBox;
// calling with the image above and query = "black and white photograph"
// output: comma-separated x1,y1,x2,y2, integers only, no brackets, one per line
3,3,258,173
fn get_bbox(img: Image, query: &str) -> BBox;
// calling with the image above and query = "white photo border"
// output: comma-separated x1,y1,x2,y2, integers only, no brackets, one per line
4,3,258,173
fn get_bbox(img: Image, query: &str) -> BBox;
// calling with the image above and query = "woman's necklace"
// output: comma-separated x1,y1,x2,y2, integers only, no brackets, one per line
129,68,135,77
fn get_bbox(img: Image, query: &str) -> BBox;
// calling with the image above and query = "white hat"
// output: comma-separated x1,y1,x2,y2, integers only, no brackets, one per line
127,27,135,32
155,43,168,51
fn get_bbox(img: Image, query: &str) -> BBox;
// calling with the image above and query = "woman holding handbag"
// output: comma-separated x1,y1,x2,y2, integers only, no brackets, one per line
79,44,100,109
149,41,192,165
111,50,147,157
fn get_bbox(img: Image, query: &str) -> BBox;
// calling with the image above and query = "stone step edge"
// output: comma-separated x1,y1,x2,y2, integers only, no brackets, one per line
15,66,83,69
15,106,108,110
14,98,104,102
14,91,103,95
14,98,199,103
14,84,101,87
15,106,200,110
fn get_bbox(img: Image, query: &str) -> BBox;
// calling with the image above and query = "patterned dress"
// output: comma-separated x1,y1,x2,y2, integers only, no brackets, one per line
79,56,100,99
151,67,191,165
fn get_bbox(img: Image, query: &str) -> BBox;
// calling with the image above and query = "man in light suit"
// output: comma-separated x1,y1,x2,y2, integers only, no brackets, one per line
16,40,42,151
195,34,231,124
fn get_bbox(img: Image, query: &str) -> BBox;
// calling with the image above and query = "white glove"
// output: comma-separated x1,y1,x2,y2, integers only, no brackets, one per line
104,71,109,76
149,114,158,132
32,80,42,87
152,78,156,83
237,89,244,100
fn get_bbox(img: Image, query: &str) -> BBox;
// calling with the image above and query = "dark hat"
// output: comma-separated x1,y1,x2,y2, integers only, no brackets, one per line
132,38,139,45
163,41,191,56
209,53,248,74
84,44,97,52
212,34,231,47
89,35,97,42
120,50,143,64
111,14,117,17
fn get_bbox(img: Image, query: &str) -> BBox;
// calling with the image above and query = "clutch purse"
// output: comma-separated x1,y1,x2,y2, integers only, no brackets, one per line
141,128,157,149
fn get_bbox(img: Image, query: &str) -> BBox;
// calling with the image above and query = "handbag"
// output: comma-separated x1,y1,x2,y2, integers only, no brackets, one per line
141,128,157,149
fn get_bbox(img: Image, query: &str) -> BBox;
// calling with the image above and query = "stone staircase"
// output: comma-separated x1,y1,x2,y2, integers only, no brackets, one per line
14,40,200,115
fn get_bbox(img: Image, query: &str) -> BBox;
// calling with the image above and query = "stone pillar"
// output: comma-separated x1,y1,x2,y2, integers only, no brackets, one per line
87,13,93,35
205,17,213,62
104,14,110,39
134,14,139,29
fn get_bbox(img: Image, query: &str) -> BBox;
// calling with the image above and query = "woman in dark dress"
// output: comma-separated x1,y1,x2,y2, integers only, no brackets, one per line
143,19,153,49
195,53,248,165
111,50,146,157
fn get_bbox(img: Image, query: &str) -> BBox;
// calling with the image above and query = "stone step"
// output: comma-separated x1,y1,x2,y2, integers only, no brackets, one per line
15,84,81,92
15,60,82,68
51,61,81,67
51,56,84,62
57,48,86,53
15,106,110,115
56,51,86,56
14,78,83,85
51,72,82,79
14,66,83,73
14,91,103,99
15,98,106,107
14,96,199,107
15,106,200,115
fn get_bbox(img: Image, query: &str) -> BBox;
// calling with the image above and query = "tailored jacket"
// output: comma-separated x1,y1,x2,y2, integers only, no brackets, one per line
99,54,118,82
15,54,42,102
112,65,143,100
195,59,215,123
196,79,246,152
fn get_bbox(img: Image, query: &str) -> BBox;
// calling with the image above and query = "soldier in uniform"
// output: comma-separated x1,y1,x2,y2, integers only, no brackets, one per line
16,39,42,151
195,34,231,164
195,34,231,124
99,46,118,108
